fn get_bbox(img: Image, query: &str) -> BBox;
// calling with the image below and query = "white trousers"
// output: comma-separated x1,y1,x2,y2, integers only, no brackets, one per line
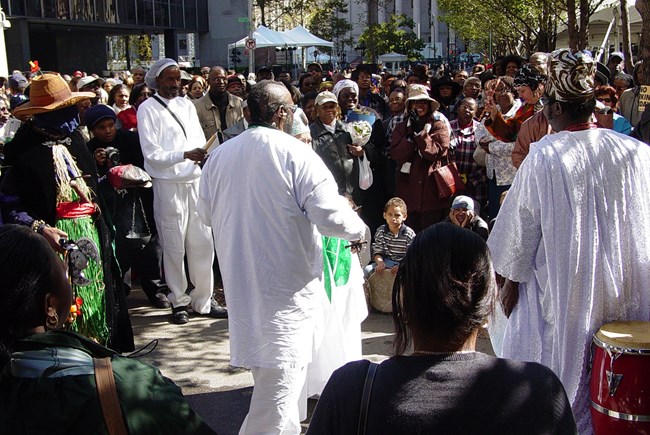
239,366,308,435
153,180,214,313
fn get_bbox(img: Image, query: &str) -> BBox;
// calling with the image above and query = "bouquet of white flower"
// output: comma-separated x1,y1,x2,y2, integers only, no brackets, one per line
347,120,372,146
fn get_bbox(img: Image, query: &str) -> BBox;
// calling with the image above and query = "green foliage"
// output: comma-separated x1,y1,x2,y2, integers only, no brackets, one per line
438,0,565,56
358,14,426,61
307,0,353,54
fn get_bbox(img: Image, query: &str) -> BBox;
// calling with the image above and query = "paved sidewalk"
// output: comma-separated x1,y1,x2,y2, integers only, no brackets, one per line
128,289,494,434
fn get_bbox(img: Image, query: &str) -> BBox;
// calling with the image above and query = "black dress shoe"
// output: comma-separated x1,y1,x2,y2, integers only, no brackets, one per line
172,306,189,324
207,299,228,319
153,292,171,309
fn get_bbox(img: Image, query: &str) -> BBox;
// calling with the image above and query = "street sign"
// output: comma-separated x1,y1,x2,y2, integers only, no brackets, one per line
238,17,249,23
245,38,256,50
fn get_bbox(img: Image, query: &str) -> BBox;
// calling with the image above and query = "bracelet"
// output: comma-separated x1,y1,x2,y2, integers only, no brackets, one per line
30,219,47,235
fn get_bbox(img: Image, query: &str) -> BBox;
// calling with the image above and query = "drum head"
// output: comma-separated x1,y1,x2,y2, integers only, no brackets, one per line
368,271,396,313
595,321,650,351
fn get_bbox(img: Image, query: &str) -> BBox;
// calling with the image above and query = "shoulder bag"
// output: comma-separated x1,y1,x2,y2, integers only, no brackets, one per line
357,361,378,435
94,357,129,435
152,95,187,139
429,154,465,199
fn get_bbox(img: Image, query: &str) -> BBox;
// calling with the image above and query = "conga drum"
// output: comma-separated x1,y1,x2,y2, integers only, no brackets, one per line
590,321,650,434
367,271,395,313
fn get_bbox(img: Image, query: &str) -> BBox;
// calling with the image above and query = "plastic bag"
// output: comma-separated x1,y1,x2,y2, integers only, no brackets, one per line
358,155,373,190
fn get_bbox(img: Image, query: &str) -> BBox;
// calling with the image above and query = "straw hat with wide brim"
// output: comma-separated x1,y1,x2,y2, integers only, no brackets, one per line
406,84,440,113
14,73,95,116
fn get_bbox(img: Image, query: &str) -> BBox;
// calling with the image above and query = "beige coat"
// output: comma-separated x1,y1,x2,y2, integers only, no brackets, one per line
192,92,244,142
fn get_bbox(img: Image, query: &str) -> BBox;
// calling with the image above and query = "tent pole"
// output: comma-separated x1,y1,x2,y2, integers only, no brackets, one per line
248,0,255,76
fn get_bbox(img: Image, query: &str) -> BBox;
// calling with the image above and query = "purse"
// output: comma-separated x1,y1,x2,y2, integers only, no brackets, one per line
473,145,487,167
430,156,465,199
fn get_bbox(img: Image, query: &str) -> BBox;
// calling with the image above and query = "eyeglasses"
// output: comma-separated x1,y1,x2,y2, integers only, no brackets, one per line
282,104,298,114
596,97,613,103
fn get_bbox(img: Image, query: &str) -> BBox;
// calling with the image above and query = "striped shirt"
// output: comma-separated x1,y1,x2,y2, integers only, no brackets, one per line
371,224,416,262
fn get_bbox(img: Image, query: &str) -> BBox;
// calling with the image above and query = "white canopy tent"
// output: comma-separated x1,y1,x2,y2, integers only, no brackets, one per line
228,25,294,49
227,26,334,73
378,52,408,62
228,25,333,50
281,26,334,48
378,52,408,73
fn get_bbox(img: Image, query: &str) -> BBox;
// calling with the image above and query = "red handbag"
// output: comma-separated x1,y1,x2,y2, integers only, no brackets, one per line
430,156,465,199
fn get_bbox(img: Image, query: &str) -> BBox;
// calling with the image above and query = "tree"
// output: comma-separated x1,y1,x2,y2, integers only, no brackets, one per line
255,0,311,28
565,0,608,49
307,0,353,56
439,0,563,57
621,0,634,73
358,14,425,62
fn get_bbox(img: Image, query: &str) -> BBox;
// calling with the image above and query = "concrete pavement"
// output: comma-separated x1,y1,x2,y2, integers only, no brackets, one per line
128,289,494,434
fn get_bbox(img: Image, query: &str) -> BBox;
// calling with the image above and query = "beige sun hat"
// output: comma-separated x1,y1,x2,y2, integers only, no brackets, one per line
14,73,96,116
406,84,440,112
314,91,338,106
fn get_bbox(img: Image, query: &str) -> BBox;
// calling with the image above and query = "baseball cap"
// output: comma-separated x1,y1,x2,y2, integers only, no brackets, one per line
314,91,338,106
451,195,475,212
77,76,105,90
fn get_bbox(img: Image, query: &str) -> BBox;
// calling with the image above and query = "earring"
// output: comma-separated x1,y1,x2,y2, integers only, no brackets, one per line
46,311,59,330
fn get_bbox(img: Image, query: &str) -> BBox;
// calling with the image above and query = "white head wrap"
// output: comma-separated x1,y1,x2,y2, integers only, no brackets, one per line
291,108,310,136
145,58,178,90
332,79,359,98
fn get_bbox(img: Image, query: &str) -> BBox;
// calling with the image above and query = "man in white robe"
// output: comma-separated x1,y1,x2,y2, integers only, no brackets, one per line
138,58,226,324
198,81,366,434
488,49,650,434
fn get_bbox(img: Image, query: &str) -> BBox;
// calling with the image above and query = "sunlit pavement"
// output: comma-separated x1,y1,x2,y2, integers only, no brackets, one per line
128,288,494,434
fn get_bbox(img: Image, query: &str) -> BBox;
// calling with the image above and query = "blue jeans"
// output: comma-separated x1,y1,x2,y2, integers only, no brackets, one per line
364,258,399,278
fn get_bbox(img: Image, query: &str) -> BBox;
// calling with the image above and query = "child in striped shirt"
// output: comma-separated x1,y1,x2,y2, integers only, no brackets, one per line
364,197,416,277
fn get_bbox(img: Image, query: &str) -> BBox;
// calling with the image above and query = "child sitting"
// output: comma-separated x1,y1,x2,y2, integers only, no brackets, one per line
364,197,416,277
445,195,489,240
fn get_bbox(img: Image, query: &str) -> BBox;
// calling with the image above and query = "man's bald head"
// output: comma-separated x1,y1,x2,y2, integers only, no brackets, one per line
248,81,292,125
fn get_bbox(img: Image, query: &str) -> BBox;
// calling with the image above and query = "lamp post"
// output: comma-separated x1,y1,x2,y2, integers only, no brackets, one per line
354,43,367,63
337,50,347,70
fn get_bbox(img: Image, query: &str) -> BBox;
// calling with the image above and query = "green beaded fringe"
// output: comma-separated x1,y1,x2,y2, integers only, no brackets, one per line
57,216,110,346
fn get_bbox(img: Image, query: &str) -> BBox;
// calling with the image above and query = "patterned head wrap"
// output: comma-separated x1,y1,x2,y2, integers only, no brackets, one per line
545,49,595,103
513,64,545,90
332,79,359,98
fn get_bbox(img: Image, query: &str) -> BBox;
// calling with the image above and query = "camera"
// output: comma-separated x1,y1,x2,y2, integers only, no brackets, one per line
408,110,422,134
104,146,121,167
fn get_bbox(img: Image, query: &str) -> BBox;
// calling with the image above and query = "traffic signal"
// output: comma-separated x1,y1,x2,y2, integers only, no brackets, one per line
231,48,241,64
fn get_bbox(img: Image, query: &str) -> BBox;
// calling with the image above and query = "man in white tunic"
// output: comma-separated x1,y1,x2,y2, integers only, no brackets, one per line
198,81,366,434
488,49,650,433
138,58,226,324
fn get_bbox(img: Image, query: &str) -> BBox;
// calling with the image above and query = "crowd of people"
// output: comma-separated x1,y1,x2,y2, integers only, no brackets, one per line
0,46,648,434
